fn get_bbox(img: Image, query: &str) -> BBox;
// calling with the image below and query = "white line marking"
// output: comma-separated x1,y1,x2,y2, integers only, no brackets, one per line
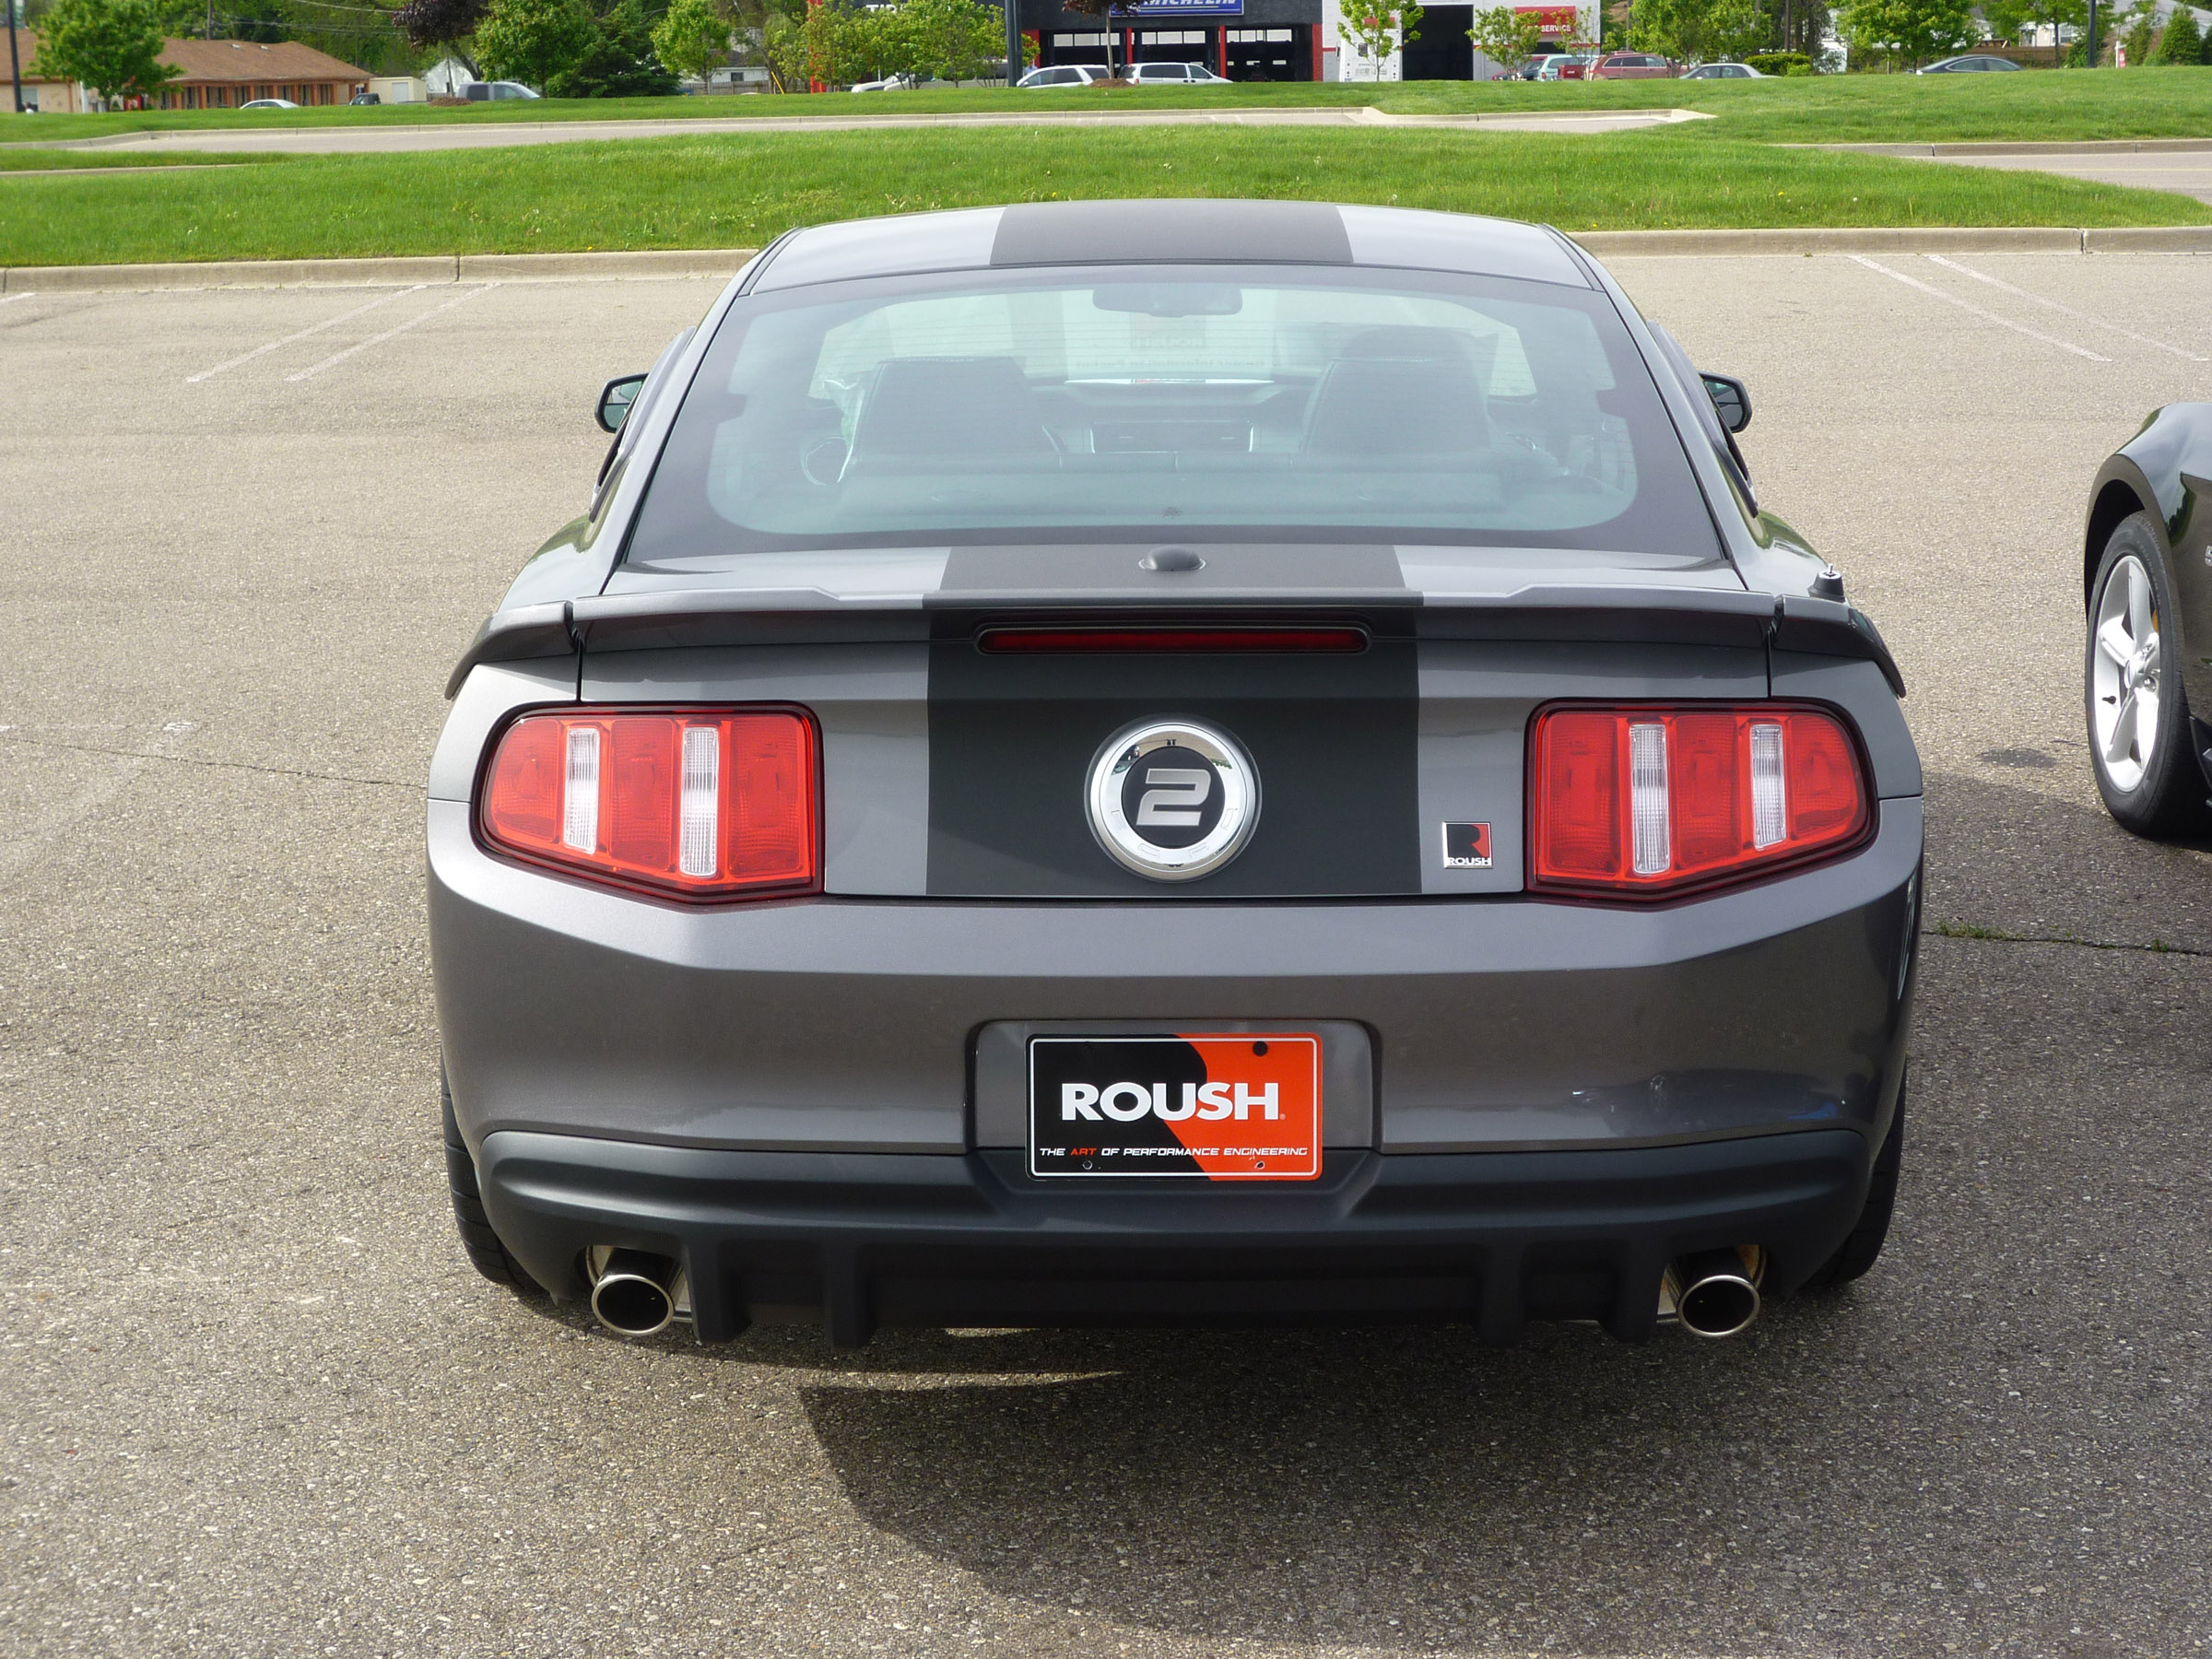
185,284,428,383
1925,255,2208,362
1847,254,2111,363
0,292,35,306
285,283,496,382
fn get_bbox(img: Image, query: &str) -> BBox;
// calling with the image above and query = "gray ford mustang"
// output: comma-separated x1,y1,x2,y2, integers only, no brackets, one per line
429,200,1921,1347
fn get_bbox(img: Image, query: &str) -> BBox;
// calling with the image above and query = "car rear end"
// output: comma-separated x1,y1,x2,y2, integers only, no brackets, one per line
429,201,1920,1348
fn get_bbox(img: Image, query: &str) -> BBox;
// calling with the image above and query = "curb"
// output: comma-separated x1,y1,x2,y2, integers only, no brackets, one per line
1574,225,2099,256
1825,138,2212,157
0,248,756,292
8,227,2212,290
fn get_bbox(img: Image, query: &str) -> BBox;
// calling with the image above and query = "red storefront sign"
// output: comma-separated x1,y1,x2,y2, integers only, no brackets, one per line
1514,5,1580,29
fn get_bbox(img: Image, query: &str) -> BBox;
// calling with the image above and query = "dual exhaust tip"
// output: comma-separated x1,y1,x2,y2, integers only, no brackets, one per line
586,1246,691,1337
1662,1245,1765,1338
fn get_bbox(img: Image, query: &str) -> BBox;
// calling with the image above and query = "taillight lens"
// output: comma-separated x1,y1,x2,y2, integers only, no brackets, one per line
479,707,818,901
1529,703,1869,900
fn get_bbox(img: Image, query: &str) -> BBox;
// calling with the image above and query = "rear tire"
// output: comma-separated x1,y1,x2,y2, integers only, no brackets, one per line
1803,1075,1905,1294
2086,516,2212,839
442,1068,543,1297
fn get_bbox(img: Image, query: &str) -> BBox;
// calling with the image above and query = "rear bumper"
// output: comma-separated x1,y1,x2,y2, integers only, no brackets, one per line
478,1127,1872,1346
429,797,1923,1157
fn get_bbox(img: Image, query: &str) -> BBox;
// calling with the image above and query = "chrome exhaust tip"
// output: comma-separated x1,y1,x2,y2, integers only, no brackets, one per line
586,1247,688,1337
1661,1246,1765,1339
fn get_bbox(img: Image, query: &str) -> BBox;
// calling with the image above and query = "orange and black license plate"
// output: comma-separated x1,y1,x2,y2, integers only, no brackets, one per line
1028,1033,1322,1181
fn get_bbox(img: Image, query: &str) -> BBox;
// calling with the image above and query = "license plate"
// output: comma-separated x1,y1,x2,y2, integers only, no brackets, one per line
1027,1033,1322,1181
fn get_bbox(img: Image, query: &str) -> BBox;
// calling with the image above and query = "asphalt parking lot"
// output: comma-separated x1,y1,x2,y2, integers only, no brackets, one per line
3,251,2210,1658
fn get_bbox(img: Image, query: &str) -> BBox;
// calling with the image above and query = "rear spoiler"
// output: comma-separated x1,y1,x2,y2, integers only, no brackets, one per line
447,586,1904,699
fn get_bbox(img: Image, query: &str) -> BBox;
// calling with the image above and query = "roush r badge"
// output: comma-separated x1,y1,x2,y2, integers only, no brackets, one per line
1087,719,1259,881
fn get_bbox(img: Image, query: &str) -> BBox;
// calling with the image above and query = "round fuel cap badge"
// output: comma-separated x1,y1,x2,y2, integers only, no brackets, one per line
1087,720,1259,881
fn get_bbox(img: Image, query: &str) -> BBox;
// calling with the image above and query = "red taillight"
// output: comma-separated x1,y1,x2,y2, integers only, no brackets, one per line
479,707,818,901
1529,703,1869,900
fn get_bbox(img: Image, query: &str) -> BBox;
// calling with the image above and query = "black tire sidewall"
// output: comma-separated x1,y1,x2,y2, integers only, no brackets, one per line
2085,517,2200,835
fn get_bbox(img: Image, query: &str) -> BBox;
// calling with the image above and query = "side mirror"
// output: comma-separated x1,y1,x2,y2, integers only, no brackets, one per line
1700,371,1751,434
595,372,647,434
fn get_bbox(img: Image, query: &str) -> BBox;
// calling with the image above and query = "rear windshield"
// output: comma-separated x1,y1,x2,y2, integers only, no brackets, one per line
624,264,1716,559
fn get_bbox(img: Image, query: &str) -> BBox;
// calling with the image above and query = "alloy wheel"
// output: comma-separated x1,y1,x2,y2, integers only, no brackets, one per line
2091,553,2162,794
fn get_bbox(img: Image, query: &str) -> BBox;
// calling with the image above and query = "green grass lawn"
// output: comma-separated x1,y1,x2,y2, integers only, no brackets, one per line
1,124,2205,268
6,64,2212,147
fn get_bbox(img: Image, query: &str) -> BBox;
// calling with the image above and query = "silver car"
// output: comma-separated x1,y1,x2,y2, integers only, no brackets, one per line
431,200,1920,1349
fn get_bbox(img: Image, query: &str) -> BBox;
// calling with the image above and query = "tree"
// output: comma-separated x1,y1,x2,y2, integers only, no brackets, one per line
1339,0,1423,76
1833,0,1974,66
475,0,596,86
550,0,678,93
759,3,806,86
1630,0,1767,61
2118,0,2159,59
901,0,1001,79
1467,2,1541,70
1983,0,2085,65
29,0,179,100
2152,1,2203,60
395,0,488,70
651,0,732,78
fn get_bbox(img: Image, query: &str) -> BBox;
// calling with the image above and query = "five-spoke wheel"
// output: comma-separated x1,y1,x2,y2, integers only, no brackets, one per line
2086,513,2209,837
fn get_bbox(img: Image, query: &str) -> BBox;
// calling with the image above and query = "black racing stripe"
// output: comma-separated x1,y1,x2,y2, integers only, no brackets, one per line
990,200,1354,268
933,542,1410,596
925,636,1421,898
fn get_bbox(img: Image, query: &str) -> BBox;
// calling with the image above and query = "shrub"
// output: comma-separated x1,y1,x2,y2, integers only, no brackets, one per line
2153,6,2204,62
1746,49,1812,72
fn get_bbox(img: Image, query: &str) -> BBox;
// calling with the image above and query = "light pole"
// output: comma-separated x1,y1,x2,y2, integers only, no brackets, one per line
1004,0,1020,84
2086,0,2098,65
9,0,23,115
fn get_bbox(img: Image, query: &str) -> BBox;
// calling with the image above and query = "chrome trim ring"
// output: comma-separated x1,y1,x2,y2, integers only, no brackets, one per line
1086,719,1260,882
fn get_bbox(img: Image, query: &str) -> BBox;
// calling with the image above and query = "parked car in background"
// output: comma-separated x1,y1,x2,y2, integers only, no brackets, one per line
238,98,300,109
349,91,381,104
2080,407,2212,838
1680,60,1763,77
850,73,918,91
1125,61,1231,83
1535,53,1593,79
1593,51,1674,77
1018,64,1110,87
1917,53,2021,71
464,80,541,100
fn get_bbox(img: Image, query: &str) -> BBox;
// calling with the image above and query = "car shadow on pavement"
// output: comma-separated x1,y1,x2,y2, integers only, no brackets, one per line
1921,765,2212,952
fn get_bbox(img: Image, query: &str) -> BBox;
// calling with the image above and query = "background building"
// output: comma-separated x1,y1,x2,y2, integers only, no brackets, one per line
7,25,88,111
1019,0,1324,80
152,39,371,108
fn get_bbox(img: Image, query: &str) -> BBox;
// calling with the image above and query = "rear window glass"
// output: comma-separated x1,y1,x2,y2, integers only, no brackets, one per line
624,265,1715,558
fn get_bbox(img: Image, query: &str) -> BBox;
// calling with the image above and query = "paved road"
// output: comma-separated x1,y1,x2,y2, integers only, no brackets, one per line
1832,142,2212,206
2,252,2209,1658
1925,148,2212,205
35,104,1703,157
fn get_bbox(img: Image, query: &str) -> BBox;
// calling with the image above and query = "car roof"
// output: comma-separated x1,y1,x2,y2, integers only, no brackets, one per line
747,200,1592,294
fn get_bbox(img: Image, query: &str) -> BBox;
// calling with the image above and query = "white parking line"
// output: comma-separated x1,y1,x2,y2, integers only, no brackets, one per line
0,291,35,306
285,283,496,383
185,285,428,384
1924,255,2208,363
1846,254,2111,363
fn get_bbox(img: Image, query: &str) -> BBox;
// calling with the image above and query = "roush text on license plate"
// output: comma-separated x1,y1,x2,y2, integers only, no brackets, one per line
1028,1034,1322,1181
